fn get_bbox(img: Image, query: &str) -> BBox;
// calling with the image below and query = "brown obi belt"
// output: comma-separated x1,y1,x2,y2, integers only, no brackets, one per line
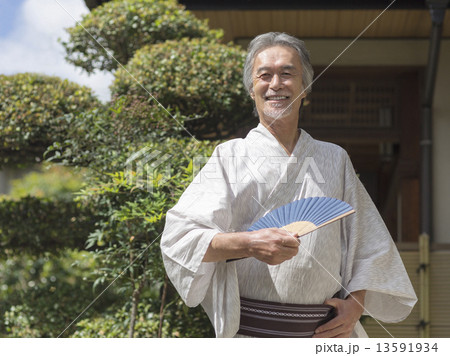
238,296,337,338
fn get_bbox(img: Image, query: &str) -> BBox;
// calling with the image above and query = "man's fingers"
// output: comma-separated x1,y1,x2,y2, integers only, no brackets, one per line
314,315,351,338
313,323,352,338
250,228,300,264
314,315,343,334
280,231,300,247
314,298,344,336
314,296,363,338
323,298,341,308
313,323,341,338
282,237,300,247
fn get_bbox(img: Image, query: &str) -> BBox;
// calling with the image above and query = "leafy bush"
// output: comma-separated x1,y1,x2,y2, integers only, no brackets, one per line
79,136,216,256
0,73,99,167
112,37,254,139
62,0,221,73
1,1,241,337
72,299,214,337
45,93,185,173
162,297,215,337
72,303,164,337
7,164,85,201
0,251,121,337
79,137,217,251
2,305,41,337
75,137,217,336
0,197,97,254
0,165,88,254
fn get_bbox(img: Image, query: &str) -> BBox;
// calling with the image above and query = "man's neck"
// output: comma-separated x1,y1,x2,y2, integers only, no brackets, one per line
260,115,300,155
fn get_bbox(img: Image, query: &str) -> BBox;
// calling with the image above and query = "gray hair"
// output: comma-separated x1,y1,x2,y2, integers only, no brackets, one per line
243,32,314,96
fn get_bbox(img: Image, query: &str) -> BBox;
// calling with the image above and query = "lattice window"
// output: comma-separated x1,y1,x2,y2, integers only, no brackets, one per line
302,80,399,129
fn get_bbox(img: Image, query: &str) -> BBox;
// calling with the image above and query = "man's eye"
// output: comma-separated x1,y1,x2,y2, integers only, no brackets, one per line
259,73,271,79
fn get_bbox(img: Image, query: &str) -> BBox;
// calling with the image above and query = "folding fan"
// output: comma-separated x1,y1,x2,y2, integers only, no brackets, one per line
247,197,355,237
226,197,354,262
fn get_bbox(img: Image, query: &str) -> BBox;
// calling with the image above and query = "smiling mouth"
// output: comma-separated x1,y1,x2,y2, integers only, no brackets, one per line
265,95,289,101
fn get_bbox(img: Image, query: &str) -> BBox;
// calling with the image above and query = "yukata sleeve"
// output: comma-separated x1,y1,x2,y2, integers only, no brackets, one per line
340,153,417,323
160,146,234,308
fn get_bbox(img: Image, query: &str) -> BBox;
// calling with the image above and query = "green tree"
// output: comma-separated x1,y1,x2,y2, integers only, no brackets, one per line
6,164,85,201
0,73,99,167
1,0,251,338
39,86,218,336
62,0,221,73
112,37,254,139
45,93,184,173
0,250,121,337
67,137,217,337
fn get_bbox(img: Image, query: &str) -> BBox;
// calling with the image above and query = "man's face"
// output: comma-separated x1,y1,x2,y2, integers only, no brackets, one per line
251,45,306,123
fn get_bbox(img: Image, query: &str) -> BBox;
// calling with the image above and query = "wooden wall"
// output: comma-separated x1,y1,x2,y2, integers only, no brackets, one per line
363,250,450,338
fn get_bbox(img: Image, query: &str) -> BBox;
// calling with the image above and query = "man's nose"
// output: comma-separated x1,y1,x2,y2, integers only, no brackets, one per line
269,74,283,90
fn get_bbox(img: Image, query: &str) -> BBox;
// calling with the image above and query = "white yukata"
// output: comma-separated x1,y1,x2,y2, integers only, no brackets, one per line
160,123,417,338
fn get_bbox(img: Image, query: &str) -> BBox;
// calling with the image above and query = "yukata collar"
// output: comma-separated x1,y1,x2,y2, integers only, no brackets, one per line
247,123,309,157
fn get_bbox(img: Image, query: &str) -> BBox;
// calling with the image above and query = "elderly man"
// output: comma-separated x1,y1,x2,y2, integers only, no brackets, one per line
161,32,416,338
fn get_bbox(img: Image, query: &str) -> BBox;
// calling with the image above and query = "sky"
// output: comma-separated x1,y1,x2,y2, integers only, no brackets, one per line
0,0,113,102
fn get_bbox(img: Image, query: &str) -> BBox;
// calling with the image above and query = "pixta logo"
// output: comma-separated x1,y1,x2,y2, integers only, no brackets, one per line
125,147,172,192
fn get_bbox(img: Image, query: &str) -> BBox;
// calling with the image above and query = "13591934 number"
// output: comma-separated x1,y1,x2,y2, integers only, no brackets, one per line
376,343,438,353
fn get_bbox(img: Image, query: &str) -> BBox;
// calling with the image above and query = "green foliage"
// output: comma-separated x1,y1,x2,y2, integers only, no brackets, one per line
78,137,216,295
72,299,214,337
65,137,216,336
1,90,218,336
62,0,221,73
45,93,184,173
81,176,167,302
1,0,248,338
3,305,41,337
72,303,163,337
0,73,99,167
0,163,91,255
162,297,215,337
112,37,254,139
7,164,85,201
0,251,121,337
0,197,96,254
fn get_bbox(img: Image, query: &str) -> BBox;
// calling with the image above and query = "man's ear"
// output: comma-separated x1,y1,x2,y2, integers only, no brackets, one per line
249,87,255,100
300,86,307,100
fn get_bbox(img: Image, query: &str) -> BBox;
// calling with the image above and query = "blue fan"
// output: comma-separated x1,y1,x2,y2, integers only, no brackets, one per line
248,197,355,237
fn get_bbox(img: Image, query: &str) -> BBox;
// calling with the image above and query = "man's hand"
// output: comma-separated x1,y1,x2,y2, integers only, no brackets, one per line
313,290,366,338
247,228,300,265
202,228,299,264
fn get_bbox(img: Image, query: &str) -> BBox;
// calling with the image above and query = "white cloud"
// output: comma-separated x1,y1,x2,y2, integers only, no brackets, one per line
0,0,113,102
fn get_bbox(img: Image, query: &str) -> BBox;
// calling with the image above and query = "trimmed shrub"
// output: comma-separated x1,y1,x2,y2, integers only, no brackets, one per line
79,137,217,275
62,0,221,73
45,93,185,172
71,303,164,337
72,300,214,337
71,137,217,337
0,73,99,167
0,197,97,255
112,37,254,139
0,251,121,337
7,164,85,201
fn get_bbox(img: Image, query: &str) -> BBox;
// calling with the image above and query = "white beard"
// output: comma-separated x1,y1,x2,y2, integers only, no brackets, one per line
263,101,293,121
